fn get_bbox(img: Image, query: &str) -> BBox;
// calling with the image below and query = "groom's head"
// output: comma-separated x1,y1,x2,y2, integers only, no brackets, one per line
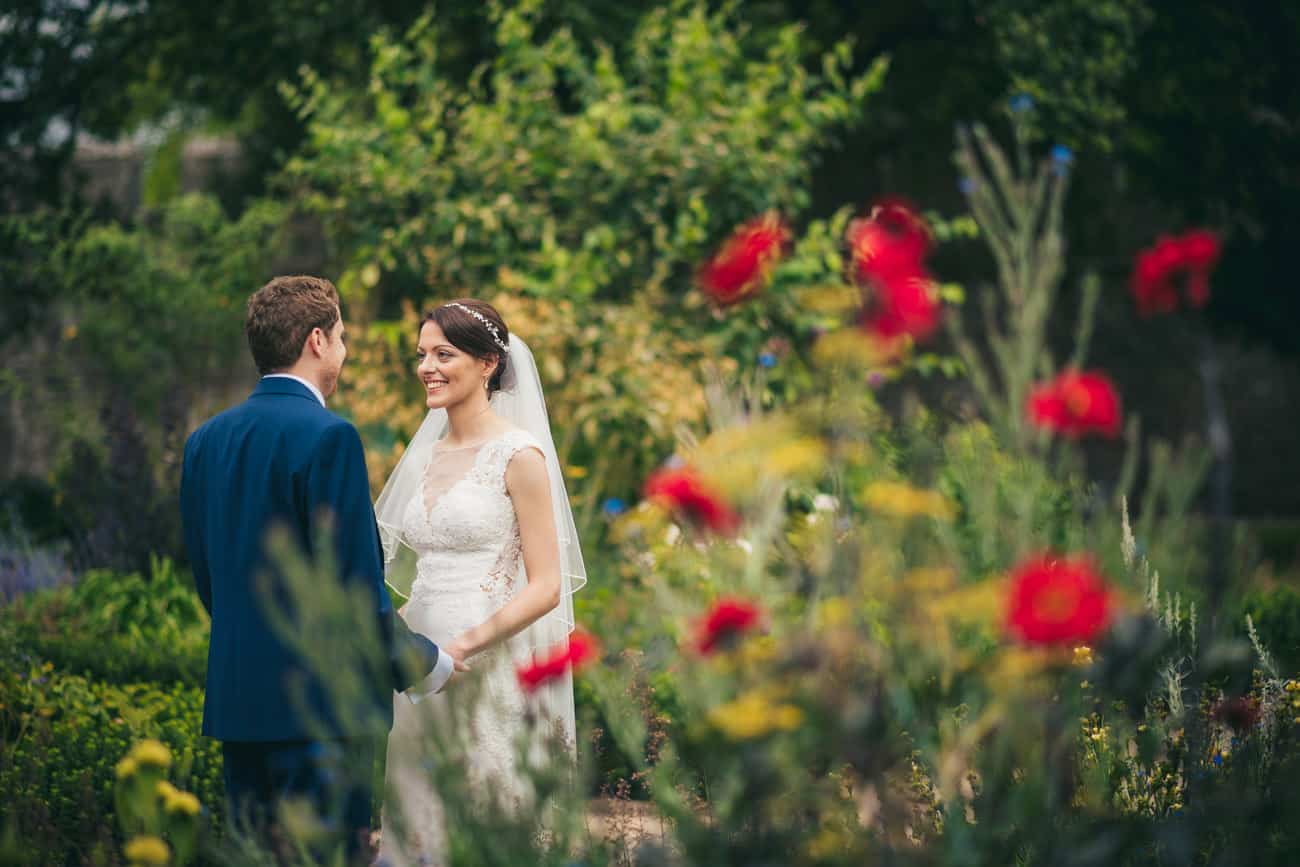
245,276,347,397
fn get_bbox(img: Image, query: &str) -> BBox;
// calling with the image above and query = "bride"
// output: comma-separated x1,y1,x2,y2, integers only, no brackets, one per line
372,299,585,864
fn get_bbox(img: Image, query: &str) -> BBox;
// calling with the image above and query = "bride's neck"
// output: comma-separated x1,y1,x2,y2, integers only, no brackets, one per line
442,394,498,446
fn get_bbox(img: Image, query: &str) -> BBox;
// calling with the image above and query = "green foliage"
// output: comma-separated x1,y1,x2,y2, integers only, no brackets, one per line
0,195,287,569
985,0,1153,149
0,634,220,866
10,557,209,687
283,0,886,305
1241,586,1300,676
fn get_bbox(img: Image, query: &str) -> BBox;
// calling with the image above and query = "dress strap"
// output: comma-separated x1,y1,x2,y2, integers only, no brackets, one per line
475,429,544,492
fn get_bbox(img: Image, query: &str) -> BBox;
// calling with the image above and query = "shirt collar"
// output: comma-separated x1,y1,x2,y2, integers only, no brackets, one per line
262,374,326,407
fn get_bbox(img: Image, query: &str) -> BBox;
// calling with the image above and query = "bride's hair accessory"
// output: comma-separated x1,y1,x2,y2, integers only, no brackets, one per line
443,302,508,352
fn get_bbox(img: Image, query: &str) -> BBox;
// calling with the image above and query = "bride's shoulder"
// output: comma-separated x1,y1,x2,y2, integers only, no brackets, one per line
496,426,544,453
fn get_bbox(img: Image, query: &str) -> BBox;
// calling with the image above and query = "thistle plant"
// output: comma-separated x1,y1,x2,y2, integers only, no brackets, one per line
949,117,1096,452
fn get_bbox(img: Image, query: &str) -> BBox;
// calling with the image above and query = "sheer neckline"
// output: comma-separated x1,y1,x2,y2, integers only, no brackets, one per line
431,428,517,453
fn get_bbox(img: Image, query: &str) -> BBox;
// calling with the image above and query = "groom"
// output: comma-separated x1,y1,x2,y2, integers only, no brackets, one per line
180,275,464,860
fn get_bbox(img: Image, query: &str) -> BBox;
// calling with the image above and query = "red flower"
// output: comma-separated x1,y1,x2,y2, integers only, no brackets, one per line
516,631,600,693
859,272,942,341
1026,370,1122,438
697,213,790,306
694,597,764,655
1005,554,1114,646
847,199,941,341
644,466,740,535
1131,229,1221,316
847,199,931,280
1211,696,1262,734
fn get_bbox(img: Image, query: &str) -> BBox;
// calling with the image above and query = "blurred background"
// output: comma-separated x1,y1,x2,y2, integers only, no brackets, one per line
6,4,1300,863
2,0,1297,581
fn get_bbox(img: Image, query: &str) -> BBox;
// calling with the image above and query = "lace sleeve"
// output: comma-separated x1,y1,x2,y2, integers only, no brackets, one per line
483,429,547,493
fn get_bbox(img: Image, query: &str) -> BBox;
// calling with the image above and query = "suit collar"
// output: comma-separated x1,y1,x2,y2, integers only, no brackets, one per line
253,375,327,406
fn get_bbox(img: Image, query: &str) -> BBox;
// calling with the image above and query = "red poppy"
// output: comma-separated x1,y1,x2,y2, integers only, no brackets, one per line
1026,370,1122,438
1132,229,1221,316
694,598,764,655
847,199,941,341
697,213,790,306
1005,554,1113,646
1211,695,1262,734
847,199,931,281
516,631,600,693
644,466,741,535
859,272,942,341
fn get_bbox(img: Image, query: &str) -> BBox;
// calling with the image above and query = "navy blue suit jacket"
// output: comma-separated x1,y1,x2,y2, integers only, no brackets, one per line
180,377,439,742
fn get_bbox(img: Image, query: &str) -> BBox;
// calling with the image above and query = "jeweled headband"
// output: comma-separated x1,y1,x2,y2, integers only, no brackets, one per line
442,302,508,352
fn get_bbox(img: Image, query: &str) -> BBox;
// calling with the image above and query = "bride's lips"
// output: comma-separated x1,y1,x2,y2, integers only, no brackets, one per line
425,380,448,394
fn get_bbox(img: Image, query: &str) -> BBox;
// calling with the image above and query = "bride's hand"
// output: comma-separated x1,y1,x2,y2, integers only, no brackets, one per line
445,635,476,667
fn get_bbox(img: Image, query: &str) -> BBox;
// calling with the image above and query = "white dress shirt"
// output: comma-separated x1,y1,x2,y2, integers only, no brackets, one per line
406,651,457,702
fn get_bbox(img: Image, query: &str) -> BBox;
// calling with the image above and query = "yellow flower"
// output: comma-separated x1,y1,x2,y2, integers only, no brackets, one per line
1073,645,1095,667
164,791,202,817
708,690,804,741
812,327,897,369
123,835,170,866
129,739,173,770
115,757,139,779
862,481,955,521
815,597,853,629
734,635,778,668
806,826,849,860
155,780,179,800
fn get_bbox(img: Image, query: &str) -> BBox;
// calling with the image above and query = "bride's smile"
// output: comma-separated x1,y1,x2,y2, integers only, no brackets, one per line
415,319,498,411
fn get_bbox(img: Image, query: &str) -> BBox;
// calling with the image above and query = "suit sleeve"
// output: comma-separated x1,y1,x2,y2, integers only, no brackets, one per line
180,433,213,616
307,421,441,692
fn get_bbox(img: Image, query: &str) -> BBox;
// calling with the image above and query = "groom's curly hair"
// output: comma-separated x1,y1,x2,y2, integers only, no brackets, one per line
245,276,341,375
424,299,510,396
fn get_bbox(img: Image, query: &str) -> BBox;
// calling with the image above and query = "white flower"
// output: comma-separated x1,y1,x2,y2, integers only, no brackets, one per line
813,494,838,512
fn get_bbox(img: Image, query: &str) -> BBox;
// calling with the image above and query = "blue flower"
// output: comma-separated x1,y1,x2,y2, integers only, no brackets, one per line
958,177,976,196
758,352,777,369
1051,144,1074,166
1212,752,1224,767
1008,93,1035,113
602,497,627,518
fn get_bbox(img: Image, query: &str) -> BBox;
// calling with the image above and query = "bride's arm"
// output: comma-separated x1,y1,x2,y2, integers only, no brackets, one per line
448,447,562,660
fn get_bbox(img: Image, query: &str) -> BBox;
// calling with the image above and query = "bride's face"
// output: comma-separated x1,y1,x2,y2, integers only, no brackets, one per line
416,320,495,410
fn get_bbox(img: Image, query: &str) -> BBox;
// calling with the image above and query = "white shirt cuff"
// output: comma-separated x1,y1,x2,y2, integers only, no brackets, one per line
405,648,456,704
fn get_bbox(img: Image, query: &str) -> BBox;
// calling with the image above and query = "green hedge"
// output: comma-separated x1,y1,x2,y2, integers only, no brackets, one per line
0,559,219,864
7,556,208,688
0,631,222,866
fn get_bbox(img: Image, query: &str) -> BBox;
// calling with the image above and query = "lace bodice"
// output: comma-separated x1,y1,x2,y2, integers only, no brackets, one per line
399,428,543,610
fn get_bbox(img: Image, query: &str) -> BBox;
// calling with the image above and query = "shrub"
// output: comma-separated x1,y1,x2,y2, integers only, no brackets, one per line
0,632,221,866
8,557,208,687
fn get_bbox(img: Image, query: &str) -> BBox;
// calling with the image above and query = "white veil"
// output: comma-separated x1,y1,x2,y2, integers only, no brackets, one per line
373,333,587,656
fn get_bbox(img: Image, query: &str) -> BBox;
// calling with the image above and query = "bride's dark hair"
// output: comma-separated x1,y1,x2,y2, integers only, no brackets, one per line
423,299,511,396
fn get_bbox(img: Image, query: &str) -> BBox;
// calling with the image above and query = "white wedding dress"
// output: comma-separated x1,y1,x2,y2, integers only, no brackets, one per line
377,428,574,866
